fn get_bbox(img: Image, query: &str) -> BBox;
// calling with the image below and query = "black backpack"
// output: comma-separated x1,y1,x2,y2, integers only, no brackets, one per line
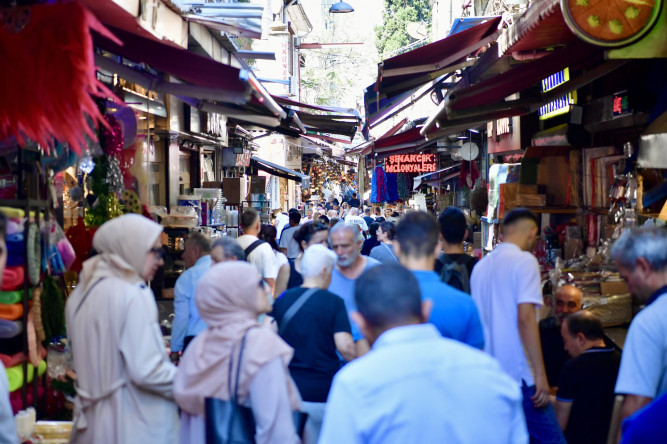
439,254,473,294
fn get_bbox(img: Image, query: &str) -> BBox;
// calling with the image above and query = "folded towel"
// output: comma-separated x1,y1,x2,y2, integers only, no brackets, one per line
0,303,24,321
6,360,47,392
0,347,46,368
1,266,24,291
0,320,22,338
0,289,31,305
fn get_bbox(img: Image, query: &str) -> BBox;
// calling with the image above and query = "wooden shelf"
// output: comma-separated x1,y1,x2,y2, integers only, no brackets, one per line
524,206,579,214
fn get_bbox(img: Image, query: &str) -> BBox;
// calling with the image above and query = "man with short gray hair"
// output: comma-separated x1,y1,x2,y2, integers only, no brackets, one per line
328,223,379,356
211,236,246,263
611,227,667,431
170,232,212,362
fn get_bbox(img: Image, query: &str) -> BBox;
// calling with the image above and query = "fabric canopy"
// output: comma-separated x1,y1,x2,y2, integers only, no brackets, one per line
250,157,310,186
376,17,501,98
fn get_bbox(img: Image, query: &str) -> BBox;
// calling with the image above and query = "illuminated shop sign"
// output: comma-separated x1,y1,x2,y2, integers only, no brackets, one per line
539,68,577,120
386,154,437,173
613,91,631,118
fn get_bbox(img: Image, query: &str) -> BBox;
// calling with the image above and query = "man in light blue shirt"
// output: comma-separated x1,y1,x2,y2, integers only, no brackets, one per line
319,264,527,444
393,211,484,348
170,232,212,362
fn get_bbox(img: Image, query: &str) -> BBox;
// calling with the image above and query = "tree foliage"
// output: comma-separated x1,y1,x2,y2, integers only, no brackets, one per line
375,0,432,58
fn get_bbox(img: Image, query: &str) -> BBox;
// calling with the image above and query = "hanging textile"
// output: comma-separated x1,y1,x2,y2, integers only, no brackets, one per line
370,166,388,204
459,161,480,189
386,172,399,203
397,174,410,201
0,2,120,154
357,156,365,200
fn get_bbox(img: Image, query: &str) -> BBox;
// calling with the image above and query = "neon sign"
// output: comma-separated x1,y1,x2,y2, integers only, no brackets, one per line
386,154,437,173
539,68,577,120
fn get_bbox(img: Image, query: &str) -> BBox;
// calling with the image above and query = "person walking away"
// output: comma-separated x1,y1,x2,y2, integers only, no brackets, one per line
362,208,374,228
271,245,354,444
279,212,302,260
610,227,667,438
0,212,17,444
274,222,329,298
435,207,478,293
553,311,621,444
65,214,179,444
237,208,277,290
360,222,380,256
170,233,212,364
348,192,361,209
327,223,379,357
174,262,301,444
319,264,527,444
394,211,484,349
471,208,565,443
259,224,291,299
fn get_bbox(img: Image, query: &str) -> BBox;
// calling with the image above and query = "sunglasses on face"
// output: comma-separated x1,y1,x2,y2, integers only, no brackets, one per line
149,247,165,259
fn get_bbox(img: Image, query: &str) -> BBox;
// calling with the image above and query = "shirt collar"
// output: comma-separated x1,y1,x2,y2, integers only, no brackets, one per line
411,270,440,281
372,324,440,350
195,255,211,267
647,285,667,306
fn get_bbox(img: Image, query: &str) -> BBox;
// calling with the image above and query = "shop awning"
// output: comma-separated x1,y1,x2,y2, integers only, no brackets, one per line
414,163,462,181
497,0,577,56
376,17,501,98
93,26,286,120
181,2,265,39
272,97,362,140
250,157,310,186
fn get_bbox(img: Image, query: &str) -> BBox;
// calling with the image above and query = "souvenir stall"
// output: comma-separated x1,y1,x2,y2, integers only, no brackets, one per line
0,1,130,436
301,155,356,203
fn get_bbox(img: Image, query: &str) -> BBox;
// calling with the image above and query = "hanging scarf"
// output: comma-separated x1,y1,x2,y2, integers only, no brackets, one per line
386,173,399,203
0,2,121,154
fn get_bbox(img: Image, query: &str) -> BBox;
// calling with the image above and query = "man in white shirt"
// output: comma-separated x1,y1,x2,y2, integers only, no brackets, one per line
237,208,277,289
273,209,289,242
471,208,565,444
344,208,368,236
279,212,301,260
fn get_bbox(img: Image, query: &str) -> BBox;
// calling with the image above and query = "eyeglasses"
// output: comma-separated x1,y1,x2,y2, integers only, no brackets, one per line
149,247,165,259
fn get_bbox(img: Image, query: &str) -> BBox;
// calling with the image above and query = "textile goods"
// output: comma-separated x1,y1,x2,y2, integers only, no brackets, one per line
0,303,24,321
0,320,22,339
1,266,24,291
174,261,300,417
0,290,30,305
0,2,120,154
6,360,46,392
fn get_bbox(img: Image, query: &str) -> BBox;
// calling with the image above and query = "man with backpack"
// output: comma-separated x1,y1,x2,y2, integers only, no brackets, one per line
435,207,478,294
237,208,277,290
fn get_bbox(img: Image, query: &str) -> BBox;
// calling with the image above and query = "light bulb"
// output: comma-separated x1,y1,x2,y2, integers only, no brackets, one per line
80,155,95,174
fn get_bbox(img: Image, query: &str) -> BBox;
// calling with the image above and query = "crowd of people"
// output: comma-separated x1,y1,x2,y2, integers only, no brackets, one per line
1,204,666,443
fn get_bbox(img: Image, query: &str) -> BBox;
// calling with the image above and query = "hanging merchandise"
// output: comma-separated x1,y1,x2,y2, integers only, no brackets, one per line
26,224,41,286
106,156,124,194
459,161,480,189
386,173,399,203
40,276,66,343
397,174,410,201
370,166,388,204
100,114,124,156
0,2,121,154
65,218,93,273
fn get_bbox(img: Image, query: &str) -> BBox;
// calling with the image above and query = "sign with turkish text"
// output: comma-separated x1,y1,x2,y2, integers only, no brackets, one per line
386,154,437,173
612,91,631,118
539,68,577,120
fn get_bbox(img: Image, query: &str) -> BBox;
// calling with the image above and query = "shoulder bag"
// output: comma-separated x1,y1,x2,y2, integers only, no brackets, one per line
205,329,308,444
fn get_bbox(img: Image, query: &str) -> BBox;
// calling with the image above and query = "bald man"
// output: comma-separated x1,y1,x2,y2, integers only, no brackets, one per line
540,285,584,388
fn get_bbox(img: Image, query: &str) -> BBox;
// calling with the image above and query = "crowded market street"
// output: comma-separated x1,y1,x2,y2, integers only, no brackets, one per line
1,0,667,442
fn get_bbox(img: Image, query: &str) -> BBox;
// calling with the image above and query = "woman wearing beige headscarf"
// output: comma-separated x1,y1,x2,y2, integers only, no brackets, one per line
65,214,178,444
174,261,301,444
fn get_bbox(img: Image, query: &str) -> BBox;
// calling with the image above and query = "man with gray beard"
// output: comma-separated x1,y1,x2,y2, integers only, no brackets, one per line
327,223,379,357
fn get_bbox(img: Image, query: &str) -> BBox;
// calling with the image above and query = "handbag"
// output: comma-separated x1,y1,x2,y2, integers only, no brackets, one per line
205,330,308,444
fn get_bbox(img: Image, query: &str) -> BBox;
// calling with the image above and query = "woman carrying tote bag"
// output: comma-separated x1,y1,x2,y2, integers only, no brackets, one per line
174,261,302,444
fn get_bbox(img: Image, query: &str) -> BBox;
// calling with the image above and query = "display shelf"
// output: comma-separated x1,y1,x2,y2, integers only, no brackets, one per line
523,206,579,214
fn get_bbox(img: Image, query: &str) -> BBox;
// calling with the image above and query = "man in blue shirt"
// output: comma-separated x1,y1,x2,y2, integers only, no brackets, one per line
611,227,667,438
393,211,484,349
170,232,212,363
319,264,527,444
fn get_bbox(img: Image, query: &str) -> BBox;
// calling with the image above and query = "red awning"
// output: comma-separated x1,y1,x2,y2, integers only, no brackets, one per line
94,26,249,94
497,0,577,56
376,17,502,98
448,42,601,111
79,0,184,48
